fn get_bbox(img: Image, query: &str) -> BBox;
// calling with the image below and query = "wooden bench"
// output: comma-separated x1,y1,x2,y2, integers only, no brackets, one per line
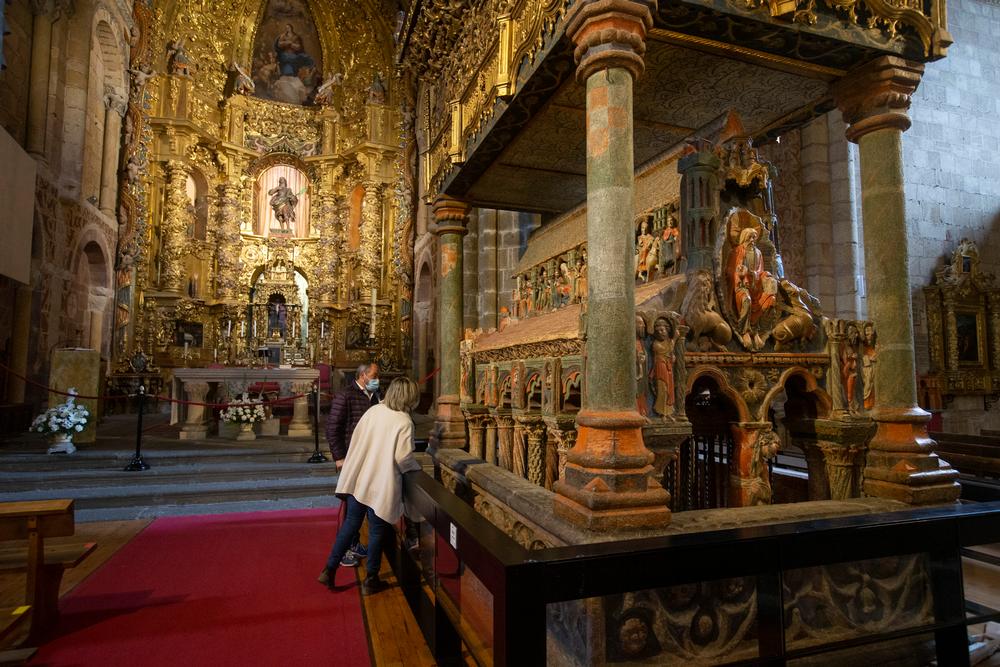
0,500,94,643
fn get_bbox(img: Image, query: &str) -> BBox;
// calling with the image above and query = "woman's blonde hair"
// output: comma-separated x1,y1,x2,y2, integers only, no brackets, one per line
383,376,420,412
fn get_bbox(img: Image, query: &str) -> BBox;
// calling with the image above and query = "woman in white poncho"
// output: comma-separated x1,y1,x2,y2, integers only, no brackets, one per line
319,376,421,595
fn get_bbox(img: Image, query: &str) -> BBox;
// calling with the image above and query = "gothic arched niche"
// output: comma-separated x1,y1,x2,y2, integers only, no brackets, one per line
250,0,324,106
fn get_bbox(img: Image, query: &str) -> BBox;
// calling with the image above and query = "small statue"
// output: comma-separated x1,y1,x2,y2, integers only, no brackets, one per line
125,154,146,184
268,176,298,233
314,72,343,106
635,316,649,417
573,255,588,304
681,271,732,351
230,61,255,95
650,316,680,419
861,322,876,410
368,72,387,105
635,217,657,283
843,322,861,414
771,279,818,351
728,225,777,350
535,267,551,311
128,64,155,98
659,211,681,276
165,38,193,77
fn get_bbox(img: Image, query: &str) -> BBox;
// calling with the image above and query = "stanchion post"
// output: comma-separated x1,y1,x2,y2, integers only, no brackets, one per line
308,381,328,464
125,384,150,471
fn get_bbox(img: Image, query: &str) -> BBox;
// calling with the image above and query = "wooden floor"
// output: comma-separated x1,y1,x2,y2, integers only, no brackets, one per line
2,519,998,665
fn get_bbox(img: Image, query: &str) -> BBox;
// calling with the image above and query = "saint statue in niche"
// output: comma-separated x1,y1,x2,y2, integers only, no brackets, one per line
649,316,679,419
635,218,656,283
268,177,298,233
728,225,777,350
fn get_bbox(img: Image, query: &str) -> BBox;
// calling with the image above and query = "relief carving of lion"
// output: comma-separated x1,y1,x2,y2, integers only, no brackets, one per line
681,271,732,351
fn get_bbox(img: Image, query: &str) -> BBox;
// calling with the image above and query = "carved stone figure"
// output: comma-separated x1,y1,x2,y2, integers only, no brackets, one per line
635,218,656,283
771,279,818,351
128,64,155,99
268,176,298,232
728,226,777,350
862,322,877,410
843,322,861,414
535,267,550,311
659,212,680,276
369,72,387,104
573,255,587,303
635,316,649,417
748,429,780,506
650,316,680,419
681,271,732,351
557,261,572,306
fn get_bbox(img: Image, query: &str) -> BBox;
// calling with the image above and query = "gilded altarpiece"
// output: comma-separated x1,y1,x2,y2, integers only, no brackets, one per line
113,0,415,380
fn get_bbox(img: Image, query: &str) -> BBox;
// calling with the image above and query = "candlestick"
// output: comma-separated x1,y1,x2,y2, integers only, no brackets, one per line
320,320,325,338
226,320,232,337
183,341,189,356
370,288,376,310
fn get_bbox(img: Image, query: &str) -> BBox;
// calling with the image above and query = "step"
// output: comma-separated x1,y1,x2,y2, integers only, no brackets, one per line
0,446,324,470
0,476,342,511
0,461,338,493
77,495,341,523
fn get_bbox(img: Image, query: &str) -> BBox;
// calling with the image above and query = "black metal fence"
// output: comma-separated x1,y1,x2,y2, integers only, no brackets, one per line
394,470,1000,667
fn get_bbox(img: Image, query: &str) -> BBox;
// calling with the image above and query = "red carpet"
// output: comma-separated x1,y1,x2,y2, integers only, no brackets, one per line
31,509,370,667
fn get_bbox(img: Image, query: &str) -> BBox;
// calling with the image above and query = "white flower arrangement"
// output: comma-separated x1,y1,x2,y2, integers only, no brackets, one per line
31,389,91,436
220,393,266,424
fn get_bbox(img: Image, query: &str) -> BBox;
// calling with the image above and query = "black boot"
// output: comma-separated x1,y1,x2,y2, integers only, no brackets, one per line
318,566,338,590
361,575,388,595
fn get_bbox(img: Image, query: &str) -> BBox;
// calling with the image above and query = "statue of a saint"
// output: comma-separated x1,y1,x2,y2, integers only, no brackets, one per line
842,323,860,414
268,176,298,233
659,214,680,276
862,323,877,410
650,316,678,418
635,316,649,417
728,226,776,349
635,219,656,282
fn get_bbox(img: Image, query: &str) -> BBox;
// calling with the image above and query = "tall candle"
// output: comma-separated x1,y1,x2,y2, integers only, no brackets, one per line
253,320,257,338
370,288,376,310
226,320,232,337
240,321,245,336
320,320,325,338
183,341,189,356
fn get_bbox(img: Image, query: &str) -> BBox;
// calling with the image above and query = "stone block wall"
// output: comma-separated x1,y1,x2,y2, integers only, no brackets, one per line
0,2,32,145
901,0,1000,433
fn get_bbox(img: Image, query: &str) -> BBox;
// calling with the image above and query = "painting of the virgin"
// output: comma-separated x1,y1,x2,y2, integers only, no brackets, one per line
251,0,323,106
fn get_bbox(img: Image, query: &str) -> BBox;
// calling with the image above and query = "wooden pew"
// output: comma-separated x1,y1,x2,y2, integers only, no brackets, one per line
930,432,1000,500
0,500,93,642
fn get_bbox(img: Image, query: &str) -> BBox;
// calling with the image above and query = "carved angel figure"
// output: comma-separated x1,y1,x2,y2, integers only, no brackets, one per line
230,61,255,95
128,64,155,97
314,72,343,106
165,38,192,77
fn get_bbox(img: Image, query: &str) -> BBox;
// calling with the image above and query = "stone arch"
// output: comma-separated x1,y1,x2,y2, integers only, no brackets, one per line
685,366,751,424
79,11,128,206
71,230,113,358
760,367,832,422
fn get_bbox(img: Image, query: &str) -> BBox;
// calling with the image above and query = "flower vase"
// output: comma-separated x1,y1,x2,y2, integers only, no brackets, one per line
47,432,76,455
236,421,256,441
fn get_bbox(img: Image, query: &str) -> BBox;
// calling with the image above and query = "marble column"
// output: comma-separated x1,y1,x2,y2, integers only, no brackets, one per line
554,0,670,531
99,88,126,216
286,381,314,437
179,381,211,440
160,161,190,294
467,412,487,459
832,57,960,504
485,417,498,465
496,413,515,472
521,419,547,487
512,425,527,478
8,284,33,403
432,197,470,448
26,1,53,158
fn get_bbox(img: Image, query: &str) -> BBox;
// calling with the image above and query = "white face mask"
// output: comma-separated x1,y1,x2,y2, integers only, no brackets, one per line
365,378,379,392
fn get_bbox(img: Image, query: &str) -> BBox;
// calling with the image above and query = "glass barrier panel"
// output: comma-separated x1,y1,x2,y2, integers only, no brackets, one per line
962,541,1000,624
547,576,759,666
433,526,494,666
786,632,936,666
784,553,935,653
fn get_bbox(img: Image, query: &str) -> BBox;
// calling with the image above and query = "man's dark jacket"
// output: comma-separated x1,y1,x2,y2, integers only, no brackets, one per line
325,380,379,461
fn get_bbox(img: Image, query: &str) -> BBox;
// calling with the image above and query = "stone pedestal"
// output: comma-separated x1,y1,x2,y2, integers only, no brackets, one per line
553,0,671,532
179,381,210,440
815,418,875,500
286,381,313,437
643,421,693,492
832,56,959,504
49,348,101,444
260,417,281,437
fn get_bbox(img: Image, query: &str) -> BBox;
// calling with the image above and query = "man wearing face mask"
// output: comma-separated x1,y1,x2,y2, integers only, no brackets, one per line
325,362,380,566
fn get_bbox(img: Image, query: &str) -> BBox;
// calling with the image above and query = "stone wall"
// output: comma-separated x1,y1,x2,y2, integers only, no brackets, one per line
901,0,1000,433
0,2,32,144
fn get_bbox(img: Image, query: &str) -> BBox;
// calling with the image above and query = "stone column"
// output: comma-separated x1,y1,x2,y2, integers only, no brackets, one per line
179,381,211,440
730,422,778,507
520,419,547,487
467,412,487,459
799,442,831,501
287,381,314,437
432,197,471,448
160,161,190,293
496,413,515,471
554,0,671,531
99,88,126,215
832,57,960,504
485,416,498,465
26,1,53,157
512,425,527,478
8,284,33,403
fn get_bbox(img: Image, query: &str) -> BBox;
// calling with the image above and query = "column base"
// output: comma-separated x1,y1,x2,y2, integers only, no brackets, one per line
553,410,671,531
286,426,313,437
862,407,960,505
179,428,208,440
434,395,468,449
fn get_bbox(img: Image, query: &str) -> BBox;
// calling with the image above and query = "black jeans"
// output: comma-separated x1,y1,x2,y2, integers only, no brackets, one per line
326,495,392,579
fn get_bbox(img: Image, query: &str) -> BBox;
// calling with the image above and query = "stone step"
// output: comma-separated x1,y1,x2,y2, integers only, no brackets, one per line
77,496,340,523
0,460,338,493
0,476,341,512
0,446,325,470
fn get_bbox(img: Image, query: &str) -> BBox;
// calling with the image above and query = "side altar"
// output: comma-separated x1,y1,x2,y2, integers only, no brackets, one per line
171,368,319,440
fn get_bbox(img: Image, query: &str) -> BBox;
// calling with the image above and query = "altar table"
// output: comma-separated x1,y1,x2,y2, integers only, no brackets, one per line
171,368,319,439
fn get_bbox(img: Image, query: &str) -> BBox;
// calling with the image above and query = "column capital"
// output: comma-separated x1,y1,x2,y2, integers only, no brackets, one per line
831,56,924,143
104,86,128,117
432,196,471,236
565,0,656,83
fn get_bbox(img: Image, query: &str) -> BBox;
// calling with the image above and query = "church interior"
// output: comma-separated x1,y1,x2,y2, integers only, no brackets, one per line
1,0,999,664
